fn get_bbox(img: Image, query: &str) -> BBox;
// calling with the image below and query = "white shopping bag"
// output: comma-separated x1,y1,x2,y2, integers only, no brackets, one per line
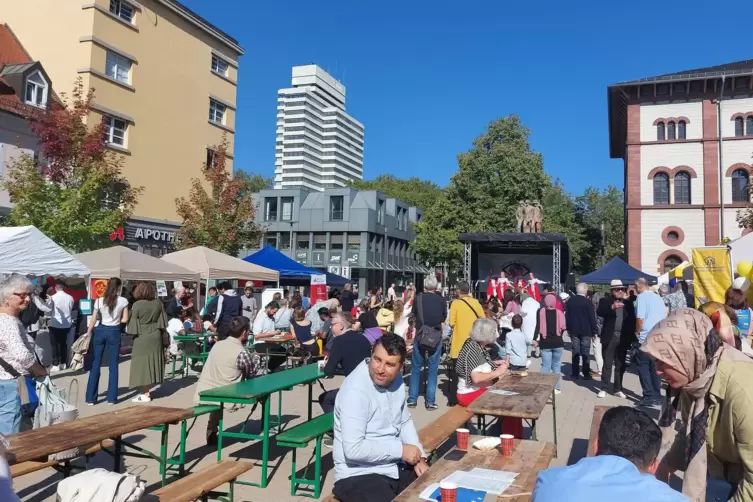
34,377,80,460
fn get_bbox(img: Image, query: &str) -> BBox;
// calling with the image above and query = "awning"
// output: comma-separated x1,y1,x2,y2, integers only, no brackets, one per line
75,246,200,282
161,246,279,282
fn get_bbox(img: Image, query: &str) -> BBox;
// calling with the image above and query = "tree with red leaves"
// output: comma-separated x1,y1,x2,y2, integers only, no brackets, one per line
175,134,262,257
2,80,142,252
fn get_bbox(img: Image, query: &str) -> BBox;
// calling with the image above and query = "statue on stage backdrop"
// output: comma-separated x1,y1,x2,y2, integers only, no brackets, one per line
516,201,543,233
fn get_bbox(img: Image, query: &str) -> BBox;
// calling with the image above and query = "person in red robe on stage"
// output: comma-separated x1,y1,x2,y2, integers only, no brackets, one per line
486,270,498,299
496,271,511,298
515,277,527,293
526,272,542,302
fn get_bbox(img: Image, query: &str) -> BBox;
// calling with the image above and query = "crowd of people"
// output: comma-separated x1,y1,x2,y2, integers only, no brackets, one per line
5,267,753,501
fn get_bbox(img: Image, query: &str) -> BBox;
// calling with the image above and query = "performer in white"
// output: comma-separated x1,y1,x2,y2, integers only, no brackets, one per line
526,272,544,302
496,271,512,298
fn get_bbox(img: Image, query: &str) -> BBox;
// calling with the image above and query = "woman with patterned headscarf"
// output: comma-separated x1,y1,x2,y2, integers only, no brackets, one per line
643,308,753,502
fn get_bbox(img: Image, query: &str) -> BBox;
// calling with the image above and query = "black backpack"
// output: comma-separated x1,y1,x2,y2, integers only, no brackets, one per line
20,300,41,329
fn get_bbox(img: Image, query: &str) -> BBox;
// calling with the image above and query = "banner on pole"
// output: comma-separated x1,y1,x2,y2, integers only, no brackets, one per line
692,247,732,307
311,274,327,304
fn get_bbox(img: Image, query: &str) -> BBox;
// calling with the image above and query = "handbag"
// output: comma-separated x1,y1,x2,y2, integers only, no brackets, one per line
34,376,80,460
0,355,39,415
415,295,443,352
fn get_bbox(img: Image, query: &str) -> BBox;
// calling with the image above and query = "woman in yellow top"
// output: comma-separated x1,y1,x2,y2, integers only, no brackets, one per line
644,309,753,502
448,281,485,406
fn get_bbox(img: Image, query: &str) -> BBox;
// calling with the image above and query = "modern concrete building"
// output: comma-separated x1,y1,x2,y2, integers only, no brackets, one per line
247,188,429,293
608,60,753,275
2,0,243,230
274,65,364,191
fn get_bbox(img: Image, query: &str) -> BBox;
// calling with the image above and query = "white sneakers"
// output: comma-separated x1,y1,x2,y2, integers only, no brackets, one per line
132,394,152,403
598,390,627,399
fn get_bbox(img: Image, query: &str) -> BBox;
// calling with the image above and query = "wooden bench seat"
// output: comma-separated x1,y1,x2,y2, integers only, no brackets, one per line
418,406,474,454
588,405,612,457
148,460,253,502
276,412,333,498
11,439,114,478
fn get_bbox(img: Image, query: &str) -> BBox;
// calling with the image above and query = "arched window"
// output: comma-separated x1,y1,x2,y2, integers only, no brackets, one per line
656,122,665,141
735,117,745,137
678,120,686,139
747,116,753,137
667,121,676,140
732,169,750,203
674,171,691,204
663,255,683,274
653,173,670,204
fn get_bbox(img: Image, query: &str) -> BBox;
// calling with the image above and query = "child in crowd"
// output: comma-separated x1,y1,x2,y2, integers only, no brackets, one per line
505,315,530,371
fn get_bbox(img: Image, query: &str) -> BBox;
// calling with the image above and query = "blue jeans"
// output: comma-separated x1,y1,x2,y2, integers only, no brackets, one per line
635,349,662,401
86,325,121,404
0,379,21,435
408,342,442,406
540,348,563,390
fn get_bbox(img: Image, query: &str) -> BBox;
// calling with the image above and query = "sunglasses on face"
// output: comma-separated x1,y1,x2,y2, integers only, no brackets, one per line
13,292,30,300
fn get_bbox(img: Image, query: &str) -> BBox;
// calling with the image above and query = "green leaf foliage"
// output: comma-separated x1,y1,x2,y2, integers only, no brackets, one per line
348,174,443,211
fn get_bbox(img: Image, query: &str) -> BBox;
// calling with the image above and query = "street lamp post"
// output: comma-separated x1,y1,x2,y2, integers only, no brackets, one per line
382,226,388,294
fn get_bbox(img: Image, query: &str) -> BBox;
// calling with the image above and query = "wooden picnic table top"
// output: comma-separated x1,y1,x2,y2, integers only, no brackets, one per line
199,363,324,402
467,372,559,419
5,406,192,465
264,333,296,343
394,438,555,502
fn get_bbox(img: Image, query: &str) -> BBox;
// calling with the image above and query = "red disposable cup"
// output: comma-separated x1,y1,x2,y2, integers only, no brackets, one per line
456,428,469,451
440,481,458,502
500,434,515,456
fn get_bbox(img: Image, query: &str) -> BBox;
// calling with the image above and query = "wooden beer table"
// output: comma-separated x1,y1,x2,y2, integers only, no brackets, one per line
468,372,559,455
395,438,555,502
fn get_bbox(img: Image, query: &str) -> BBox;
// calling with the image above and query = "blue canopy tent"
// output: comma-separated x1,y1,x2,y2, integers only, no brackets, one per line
579,257,658,285
243,246,353,286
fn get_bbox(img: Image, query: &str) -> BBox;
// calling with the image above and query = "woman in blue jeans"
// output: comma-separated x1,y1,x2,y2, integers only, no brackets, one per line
533,295,565,393
0,275,48,434
85,278,129,405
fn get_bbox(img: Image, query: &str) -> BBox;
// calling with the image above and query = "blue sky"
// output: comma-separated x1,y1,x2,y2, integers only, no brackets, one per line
183,0,753,195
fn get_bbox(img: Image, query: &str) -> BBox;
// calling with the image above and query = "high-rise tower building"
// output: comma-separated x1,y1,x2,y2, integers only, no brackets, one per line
274,65,364,190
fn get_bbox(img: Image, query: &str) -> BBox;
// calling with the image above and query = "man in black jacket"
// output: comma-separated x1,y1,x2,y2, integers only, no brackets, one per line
596,280,636,399
565,283,598,380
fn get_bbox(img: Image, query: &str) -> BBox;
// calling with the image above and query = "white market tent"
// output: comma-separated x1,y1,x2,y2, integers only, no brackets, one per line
75,246,200,283
729,232,753,272
161,246,279,282
0,226,89,278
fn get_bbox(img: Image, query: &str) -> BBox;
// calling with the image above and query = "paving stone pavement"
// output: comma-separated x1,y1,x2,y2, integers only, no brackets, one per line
14,334,656,501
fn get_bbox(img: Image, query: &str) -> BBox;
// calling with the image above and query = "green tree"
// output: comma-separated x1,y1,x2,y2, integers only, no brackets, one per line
542,181,587,269
575,186,625,272
1,81,142,252
234,170,273,198
348,174,443,210
413,115,550,266
175,136,263,256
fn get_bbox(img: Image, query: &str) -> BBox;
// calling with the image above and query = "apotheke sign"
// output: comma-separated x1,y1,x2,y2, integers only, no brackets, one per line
135,227,177,242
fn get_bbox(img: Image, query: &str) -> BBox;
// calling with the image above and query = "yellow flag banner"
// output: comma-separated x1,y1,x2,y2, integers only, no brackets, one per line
692,247,732,307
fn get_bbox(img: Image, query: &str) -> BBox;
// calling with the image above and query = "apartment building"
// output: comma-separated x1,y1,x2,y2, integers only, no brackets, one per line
608,60,753,274
2,0,243,243
247,188,428,294
274,65,365,191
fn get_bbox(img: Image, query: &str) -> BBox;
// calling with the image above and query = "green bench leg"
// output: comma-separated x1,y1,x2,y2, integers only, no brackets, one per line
288,436,324,498
216,407,225,462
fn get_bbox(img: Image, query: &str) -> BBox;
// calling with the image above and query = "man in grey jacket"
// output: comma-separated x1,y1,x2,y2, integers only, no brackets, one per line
332,334,427,502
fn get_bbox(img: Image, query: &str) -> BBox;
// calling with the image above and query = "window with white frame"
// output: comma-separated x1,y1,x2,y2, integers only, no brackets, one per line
109,0,134,23
211,55,229,76
105,51,131,84
209,99,226,124
104,116,127,146
24,71,48,107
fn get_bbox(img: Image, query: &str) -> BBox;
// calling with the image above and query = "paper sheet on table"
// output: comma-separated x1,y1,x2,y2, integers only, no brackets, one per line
418,483,487,502
489,389,519,396
442,468,518,495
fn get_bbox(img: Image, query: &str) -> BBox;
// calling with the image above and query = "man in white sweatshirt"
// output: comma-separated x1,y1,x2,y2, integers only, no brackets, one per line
332,334,427,502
